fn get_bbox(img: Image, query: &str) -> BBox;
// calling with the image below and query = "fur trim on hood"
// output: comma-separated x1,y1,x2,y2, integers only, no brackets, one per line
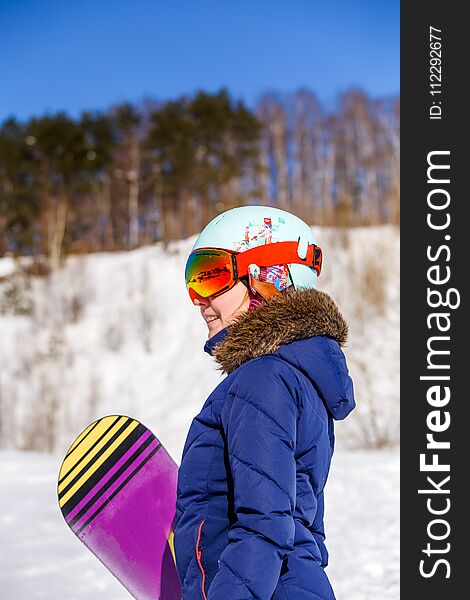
213,288,348,374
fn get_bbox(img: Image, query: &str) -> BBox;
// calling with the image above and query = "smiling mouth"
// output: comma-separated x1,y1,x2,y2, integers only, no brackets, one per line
206,316,219,324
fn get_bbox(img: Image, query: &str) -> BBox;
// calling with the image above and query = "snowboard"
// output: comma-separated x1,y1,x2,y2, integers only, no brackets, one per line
57,414,181,600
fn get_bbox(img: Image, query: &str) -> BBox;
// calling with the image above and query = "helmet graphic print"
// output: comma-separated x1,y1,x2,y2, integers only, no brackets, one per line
186,205,321,302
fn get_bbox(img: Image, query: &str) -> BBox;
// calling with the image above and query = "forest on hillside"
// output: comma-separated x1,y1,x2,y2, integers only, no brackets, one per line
0,88,399,267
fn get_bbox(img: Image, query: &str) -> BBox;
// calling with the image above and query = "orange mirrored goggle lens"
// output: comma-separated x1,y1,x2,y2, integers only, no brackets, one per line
185,248,236,300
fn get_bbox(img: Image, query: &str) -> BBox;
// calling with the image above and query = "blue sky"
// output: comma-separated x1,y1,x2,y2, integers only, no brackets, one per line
0,0,399,121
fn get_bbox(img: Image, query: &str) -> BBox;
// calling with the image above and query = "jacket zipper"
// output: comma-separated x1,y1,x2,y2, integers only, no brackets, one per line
196,519,207,600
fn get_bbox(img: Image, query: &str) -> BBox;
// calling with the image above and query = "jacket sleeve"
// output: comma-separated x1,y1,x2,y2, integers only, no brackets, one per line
207,359,298,600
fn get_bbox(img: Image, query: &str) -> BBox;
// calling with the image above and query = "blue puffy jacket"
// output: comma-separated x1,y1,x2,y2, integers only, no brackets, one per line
175,289,355,599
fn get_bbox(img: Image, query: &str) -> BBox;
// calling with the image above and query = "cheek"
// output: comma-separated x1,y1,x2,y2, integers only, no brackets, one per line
210,295,231,319
210,284,247,319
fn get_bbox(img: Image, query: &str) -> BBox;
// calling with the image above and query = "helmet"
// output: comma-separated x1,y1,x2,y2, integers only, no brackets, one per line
190,205,320,295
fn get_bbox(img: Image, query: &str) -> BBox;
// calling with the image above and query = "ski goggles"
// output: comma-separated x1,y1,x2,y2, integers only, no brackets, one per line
185,241,322,302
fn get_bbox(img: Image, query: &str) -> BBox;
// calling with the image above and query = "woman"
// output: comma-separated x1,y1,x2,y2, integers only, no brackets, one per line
175,205,355,599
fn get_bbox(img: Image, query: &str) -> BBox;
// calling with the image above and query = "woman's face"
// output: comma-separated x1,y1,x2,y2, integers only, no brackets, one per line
193,281,250,338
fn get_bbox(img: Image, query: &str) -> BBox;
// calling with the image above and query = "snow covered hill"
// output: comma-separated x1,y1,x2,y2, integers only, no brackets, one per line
0,225,399,458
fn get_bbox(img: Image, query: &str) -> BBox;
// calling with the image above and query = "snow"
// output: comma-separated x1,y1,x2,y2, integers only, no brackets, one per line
0,255,16,278
0,451,127,600
0,225,399,456
325,449,400,599
0,448,399,599
0,225,400,597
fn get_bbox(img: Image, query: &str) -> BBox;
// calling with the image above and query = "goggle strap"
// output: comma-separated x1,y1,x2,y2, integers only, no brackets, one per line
235,241,322,276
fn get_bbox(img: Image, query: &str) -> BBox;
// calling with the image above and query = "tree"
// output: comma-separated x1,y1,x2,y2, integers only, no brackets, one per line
25,113,90,267
0,118,39,254
290,89,324,220
0,88,400,257
111,103,143,249
78,112,116,251
147,89,262,243
257,94,289,208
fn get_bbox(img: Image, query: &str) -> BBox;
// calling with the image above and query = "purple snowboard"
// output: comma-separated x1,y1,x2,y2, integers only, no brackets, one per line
57,415,181,599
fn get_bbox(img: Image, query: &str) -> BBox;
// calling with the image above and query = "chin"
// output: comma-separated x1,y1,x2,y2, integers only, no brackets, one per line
208,324,222,339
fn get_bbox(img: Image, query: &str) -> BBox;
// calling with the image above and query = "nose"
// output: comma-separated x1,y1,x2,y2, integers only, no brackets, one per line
192,295,210,307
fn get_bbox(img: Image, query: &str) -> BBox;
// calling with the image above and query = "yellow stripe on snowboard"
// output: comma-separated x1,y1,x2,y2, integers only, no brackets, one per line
59,416,124,481
65,420,97,456
168,530,176,564
58,419,139,507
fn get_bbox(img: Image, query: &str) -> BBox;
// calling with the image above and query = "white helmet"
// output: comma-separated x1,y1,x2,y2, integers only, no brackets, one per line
191,205,321,293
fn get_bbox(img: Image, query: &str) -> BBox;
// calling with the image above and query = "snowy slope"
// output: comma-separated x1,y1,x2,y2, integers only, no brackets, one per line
0,225,399,457
0,225,400,598
0,448,399,600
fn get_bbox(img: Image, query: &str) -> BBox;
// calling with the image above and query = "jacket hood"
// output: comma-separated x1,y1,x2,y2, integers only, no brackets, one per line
210,288,355,420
